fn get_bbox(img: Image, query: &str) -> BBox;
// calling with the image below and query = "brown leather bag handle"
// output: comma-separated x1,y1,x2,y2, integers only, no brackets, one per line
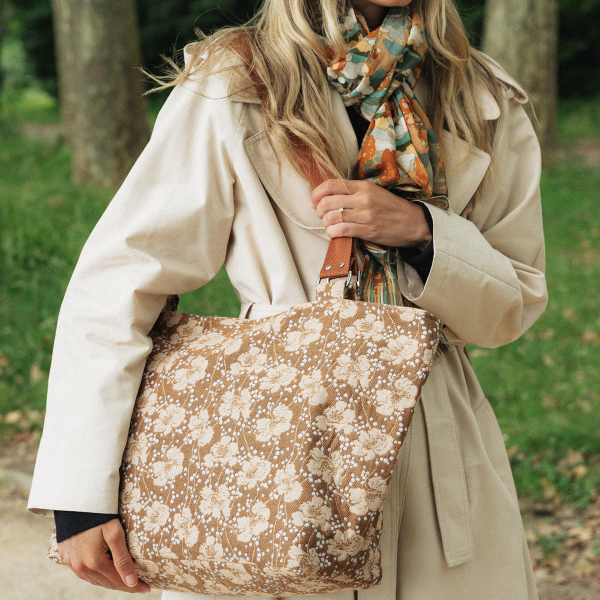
300,157,359,281
233,36,359,283
290,138,359,282
318,237,358,281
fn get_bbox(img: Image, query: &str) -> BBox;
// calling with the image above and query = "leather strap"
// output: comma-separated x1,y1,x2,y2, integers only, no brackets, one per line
233,36,358,282
293,141,359,281
319,237,358,280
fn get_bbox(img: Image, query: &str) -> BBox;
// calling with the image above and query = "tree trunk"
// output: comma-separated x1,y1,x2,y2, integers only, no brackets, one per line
51,0,150,187
0,1,8,111
482,0,558,157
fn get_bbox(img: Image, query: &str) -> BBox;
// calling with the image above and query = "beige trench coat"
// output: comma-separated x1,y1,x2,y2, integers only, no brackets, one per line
29,46,547,600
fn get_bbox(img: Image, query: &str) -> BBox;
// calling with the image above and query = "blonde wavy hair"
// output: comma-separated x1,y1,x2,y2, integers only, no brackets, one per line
150,0,503,192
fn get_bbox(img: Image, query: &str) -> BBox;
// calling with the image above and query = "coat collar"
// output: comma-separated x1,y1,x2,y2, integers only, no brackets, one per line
183,41,518,226
183,41,526,113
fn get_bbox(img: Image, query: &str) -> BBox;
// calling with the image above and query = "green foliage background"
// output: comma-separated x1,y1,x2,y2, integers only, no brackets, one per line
454,0,600,97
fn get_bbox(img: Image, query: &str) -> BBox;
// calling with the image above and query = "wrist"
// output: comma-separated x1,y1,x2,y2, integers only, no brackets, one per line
54,510,119,543
408,202,433,251
414,224,432,251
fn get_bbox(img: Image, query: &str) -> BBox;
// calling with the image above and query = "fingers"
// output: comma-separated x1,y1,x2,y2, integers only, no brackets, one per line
312,179,431,247
315,195,358,220
103,520,149,591
325,221,374,241
311,178,360,209
58,520,151,594
312,179,389,222
59,544,116,589
321,206,357,227
75,565,119,590
102,519,152,593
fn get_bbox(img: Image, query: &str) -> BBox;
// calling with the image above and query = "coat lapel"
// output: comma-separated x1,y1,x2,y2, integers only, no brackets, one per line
244,131,329,240
442,133,491,216
441,85,497,215
243,87,358,239
242,77,497,226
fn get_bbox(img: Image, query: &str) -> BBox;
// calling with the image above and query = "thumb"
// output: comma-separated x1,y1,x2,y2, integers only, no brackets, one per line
102,519,139,588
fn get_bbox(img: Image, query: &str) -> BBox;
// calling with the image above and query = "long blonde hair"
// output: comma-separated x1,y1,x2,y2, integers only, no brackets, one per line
151,0,503,191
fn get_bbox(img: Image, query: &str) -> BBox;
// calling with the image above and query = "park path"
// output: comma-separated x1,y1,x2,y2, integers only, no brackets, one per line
0,434,162,600
0,491,162,600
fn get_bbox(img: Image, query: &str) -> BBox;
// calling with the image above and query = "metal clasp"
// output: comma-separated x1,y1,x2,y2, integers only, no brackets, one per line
317,270,362,289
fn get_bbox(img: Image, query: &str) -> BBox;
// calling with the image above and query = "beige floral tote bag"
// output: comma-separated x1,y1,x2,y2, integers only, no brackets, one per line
49,239,441,596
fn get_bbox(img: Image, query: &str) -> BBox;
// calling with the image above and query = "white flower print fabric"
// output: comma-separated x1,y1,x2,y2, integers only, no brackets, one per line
49,280,440,595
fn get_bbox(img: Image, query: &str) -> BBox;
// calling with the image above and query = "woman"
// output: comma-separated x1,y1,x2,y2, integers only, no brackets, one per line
28,0,547,598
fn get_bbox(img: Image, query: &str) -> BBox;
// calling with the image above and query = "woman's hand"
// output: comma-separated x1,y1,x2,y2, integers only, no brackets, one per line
58,518,151,594
312,179,432,250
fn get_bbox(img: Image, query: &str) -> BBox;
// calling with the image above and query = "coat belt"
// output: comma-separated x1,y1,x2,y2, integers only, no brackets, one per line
421,361,474,567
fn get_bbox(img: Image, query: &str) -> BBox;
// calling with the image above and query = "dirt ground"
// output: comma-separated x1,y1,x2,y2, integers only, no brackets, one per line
0,431,162,599
1,431,600,600
0,493,162,600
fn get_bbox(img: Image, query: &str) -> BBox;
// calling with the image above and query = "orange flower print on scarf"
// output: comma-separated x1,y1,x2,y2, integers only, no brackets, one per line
412,158,430,192
358,136,377,178
378,149,400,184
323,1,450,343
325,2,447,205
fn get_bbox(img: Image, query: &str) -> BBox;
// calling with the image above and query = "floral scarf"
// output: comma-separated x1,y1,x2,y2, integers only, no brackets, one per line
325,3,448,306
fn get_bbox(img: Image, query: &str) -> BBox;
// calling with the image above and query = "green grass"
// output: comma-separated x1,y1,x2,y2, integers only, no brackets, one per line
0,88,61,125
467,159,600,505
0,113,239,425
1,93,600,505
557,96,600,141
0,126,107,417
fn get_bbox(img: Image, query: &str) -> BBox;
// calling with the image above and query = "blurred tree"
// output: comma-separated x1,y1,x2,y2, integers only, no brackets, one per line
460,0,600,98
0,1,7,106
10,0,600,101
482,0,558,155
51,0,150,187
12,0,260,99
137,0,261,70
557,0,600,97
12,0,56,95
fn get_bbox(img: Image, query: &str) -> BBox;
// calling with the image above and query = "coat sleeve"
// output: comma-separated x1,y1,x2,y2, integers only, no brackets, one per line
398,98,548,348
28,77,242,516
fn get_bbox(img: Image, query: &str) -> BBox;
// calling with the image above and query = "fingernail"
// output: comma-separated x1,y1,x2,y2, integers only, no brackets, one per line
126,574,137,587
